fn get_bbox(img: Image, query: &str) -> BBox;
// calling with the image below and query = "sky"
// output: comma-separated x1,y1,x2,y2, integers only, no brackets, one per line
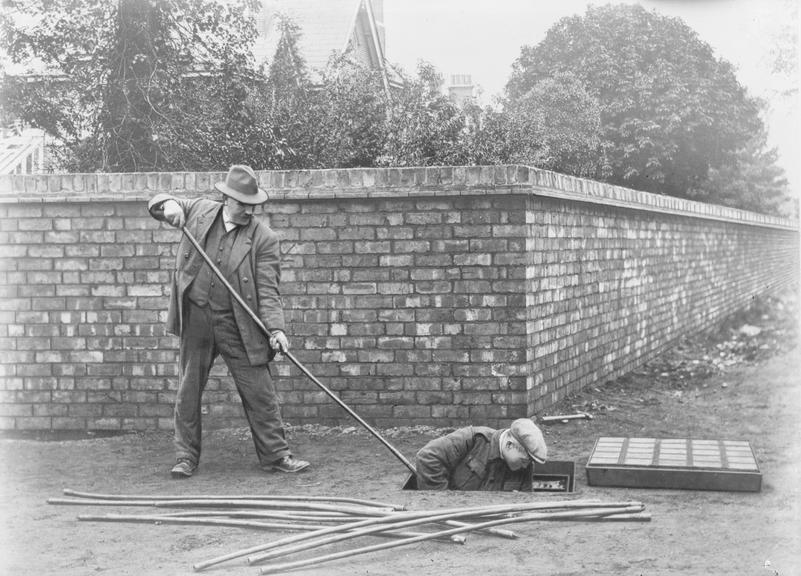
382,0,800,195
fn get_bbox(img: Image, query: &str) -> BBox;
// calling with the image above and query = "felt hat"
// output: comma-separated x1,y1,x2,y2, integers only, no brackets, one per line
509,418,547,464
215,165,268,205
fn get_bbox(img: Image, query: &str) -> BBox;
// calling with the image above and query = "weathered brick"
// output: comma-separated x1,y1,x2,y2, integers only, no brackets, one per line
431,404,470,419
341,283,376,295
91,418,123,430
28,245,64,258
376,337,414,349
33,404,69,416
50,417,87,429
379,254,413,267
15,416,52,429
405,212,442,225
393,240,430,253
341,255,379,268
17,259,54,272
102,403,138,417
376,226,414,240
7,205,43,218
0,298,31,312
356,350,394,363
355,241,390,254
0,403,33,416
101,244,137,258
453,253,491,266
392,405,431,418
15,337,51,351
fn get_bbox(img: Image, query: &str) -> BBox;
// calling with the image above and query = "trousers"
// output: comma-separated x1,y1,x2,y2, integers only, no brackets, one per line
175,300,290,466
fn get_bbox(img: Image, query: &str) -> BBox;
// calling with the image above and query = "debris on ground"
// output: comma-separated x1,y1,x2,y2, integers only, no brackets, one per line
546,289,798,420
187,424,462,443
636,291,798,389
279,424,455,439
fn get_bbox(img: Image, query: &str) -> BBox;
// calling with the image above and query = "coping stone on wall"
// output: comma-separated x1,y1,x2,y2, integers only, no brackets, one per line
0,165,797,231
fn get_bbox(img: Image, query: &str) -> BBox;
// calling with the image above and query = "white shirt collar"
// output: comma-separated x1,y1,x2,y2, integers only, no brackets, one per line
222,209,238,232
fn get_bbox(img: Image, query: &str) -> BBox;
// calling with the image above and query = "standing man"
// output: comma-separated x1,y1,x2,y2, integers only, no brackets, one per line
148,164,309,478
414,418,547,490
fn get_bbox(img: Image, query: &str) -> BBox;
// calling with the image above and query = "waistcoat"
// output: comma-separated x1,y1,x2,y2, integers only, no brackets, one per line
186,213,241,310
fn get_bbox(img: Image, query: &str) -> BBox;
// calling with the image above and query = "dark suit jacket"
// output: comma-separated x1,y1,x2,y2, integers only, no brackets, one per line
148,194,285,365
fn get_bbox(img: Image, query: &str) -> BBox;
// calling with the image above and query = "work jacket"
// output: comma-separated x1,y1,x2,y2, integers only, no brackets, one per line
148,194,285,366
415,426,533,491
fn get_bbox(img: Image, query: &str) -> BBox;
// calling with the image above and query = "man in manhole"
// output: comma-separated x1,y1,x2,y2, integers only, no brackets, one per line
414,418,548,490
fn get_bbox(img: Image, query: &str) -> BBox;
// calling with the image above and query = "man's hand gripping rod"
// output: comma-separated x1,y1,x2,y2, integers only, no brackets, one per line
180,226,417,475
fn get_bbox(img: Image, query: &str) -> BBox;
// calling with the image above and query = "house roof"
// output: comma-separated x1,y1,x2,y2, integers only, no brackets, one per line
256,0,367,73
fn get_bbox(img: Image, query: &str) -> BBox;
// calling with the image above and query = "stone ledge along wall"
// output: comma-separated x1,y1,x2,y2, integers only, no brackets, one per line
0,166,797,432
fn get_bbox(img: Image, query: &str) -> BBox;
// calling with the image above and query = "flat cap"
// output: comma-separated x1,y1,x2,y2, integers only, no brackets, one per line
509,418,547,464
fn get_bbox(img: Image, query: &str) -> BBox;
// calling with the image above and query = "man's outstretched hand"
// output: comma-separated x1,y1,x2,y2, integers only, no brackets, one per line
163,200,186,228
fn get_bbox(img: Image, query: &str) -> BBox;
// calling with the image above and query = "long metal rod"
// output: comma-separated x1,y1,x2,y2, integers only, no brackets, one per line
195,500,643,571
79,513,467,545
180,227,417,475
61,489,403,510
257,506,647,574
249,503,641,565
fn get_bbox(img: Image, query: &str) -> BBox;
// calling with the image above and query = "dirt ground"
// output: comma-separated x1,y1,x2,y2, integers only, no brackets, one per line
1,290,799,576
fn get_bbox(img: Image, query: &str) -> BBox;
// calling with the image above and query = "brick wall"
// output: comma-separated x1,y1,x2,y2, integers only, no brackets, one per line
0,166,797,431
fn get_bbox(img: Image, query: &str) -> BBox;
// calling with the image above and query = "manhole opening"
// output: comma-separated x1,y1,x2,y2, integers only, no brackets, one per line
402,460,576,492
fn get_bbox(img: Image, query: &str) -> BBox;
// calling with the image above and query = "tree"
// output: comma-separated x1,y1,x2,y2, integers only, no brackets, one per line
696,126,790,215
256,15,316,170
284,53,389,169
1,0,287,172
450,102,513,166
451,74,602,178
506,4,788,212
379,62,465,167
503,72,602,177
251,18,390,170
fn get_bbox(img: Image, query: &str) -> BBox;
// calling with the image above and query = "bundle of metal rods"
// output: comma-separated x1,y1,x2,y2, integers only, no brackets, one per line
49,488,650,573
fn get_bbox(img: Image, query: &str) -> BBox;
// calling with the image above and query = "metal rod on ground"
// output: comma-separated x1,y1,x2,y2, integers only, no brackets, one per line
58,489,512,538
193,500,642,571
247,503,644,565
256,506,646,575
245,501,644,566
193,509,462,570
78,514,340,532
158,510,513,537
159,511,380,523
49,498,393,516
246,511,494,564
152,499,393,516
569,512,651,522
442,520,517,539
62,489,404,510
76,514,466,543
180,227,417,476
48,498,157,507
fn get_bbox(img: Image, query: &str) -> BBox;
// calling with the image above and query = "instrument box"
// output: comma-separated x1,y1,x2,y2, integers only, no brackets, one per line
585,437,761,492
530,460,576,492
